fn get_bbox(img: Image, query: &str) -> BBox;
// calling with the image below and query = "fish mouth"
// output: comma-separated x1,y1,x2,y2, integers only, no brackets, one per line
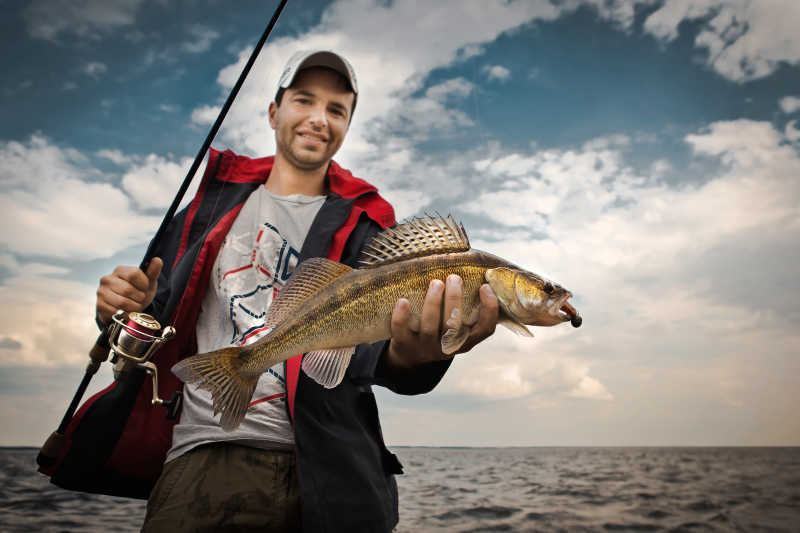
558,298,582,328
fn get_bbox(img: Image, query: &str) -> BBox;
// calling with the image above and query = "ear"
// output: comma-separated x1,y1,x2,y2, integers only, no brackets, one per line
268,101,278,130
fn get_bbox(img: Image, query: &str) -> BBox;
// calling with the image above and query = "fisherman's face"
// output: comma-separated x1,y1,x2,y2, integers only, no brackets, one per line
269,67,354,172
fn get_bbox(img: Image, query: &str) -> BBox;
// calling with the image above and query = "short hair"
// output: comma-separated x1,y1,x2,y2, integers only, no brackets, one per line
274,66,357,116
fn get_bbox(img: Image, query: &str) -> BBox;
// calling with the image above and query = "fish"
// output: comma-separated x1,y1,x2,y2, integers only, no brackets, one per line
172,215,581,430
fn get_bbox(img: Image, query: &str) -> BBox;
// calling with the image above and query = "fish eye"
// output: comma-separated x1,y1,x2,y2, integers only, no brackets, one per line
543,282,554,294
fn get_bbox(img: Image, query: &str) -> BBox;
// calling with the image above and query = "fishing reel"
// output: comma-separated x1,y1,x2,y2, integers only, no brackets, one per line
107,310,182,419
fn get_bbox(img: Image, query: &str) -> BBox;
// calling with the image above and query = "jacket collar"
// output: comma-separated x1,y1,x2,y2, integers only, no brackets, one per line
212,148,378,199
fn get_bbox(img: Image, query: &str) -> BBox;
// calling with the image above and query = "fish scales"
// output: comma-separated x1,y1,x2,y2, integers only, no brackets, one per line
242,250,507,376
172,215,580,430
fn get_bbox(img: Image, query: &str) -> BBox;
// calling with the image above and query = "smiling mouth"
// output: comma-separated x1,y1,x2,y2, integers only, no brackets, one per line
298,132,328,143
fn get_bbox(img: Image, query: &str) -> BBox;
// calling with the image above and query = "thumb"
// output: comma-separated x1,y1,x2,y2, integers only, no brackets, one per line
145,257,163,286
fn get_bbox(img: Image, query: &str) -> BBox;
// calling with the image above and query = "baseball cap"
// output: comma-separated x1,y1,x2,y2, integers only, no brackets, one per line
276,50,358,98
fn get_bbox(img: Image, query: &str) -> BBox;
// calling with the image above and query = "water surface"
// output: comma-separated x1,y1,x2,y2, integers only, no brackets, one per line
3,447,798,532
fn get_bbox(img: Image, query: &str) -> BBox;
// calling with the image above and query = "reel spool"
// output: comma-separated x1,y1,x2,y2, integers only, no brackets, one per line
107,310,181,419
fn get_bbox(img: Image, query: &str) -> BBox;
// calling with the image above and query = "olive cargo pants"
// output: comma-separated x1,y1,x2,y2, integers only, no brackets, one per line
141,443,301,532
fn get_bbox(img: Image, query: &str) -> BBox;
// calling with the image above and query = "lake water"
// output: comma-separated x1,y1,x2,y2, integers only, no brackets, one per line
2,447,799,532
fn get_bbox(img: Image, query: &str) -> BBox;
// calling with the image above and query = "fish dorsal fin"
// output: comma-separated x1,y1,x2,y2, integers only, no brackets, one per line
265,257,352,330
358,215,470,267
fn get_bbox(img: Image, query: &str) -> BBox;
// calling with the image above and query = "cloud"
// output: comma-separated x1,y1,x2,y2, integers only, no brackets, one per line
0,272,97,367
83,61,107,79
191,0,565,165
96,148,133,166
686,119,791,169
424,78,474,101
786,120,800,143
140,48,178,70
23,0,144,41
0,138,200,375
0,337,23,350
182,25,220,54
443,119,799,420
482,64,511,82
447,362,534,400
440,339,613,403
641,0,800,82
0,135,159,260
6,0,800,447
121,153,199,210
780,96,800,114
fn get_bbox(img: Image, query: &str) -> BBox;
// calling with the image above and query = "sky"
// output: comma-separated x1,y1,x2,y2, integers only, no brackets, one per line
1,0,799,447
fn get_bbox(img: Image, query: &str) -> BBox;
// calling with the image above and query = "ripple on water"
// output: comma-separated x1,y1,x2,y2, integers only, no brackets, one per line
686,499,719,512
602,522,662,531
668,521,717,532
435,505,521,521
462,524,514,532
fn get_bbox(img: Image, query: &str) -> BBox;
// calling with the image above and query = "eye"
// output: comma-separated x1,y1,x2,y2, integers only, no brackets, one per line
543,282,554,294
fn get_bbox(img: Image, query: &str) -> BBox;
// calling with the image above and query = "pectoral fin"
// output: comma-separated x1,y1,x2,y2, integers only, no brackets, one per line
301,346,355,388
498,316,534,337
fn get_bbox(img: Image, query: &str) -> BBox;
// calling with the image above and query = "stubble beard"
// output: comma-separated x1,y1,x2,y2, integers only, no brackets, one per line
277,133,333,172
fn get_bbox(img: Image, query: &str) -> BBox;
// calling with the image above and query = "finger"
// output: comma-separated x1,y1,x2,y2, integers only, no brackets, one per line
390,298,413,342
146,257,163,287
115,265,151,292
388,298,416,369
103,275,148,304
98,289,147,314
96,302,117,325
472,283,499,337
418,279,444,343
442,274,463,331
459,284,499,354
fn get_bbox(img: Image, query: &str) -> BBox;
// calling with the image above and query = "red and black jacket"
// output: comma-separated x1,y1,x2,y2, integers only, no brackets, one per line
41,149,453,532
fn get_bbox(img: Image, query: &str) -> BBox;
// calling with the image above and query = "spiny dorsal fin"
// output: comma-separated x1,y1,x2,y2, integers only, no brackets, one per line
358,215,470,267
264,257,352,330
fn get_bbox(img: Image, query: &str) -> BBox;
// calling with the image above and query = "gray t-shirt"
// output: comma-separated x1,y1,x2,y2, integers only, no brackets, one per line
167,186,326,462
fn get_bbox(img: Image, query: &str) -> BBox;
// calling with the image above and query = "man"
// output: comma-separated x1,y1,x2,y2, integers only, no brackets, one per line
93,50,499,532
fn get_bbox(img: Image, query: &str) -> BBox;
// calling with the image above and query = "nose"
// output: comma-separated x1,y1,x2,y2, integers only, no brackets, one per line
308,103,328,130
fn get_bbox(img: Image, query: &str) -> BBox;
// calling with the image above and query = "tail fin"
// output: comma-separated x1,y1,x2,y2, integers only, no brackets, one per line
172,347,259,431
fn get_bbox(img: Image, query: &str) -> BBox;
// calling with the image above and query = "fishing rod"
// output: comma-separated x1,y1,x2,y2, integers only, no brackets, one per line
37,0,290,469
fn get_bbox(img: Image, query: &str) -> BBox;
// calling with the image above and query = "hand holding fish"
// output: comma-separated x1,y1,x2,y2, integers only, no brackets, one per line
172,216,581,430
96,257,163,325
385,275,499,372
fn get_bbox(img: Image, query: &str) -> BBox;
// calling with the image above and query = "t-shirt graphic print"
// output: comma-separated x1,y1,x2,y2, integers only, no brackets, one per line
167,186,325,462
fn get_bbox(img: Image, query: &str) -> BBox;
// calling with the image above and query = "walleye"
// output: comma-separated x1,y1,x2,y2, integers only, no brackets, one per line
172,215,581,430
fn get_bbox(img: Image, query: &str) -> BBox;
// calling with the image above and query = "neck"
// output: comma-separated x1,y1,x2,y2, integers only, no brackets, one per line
265,155,328,196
